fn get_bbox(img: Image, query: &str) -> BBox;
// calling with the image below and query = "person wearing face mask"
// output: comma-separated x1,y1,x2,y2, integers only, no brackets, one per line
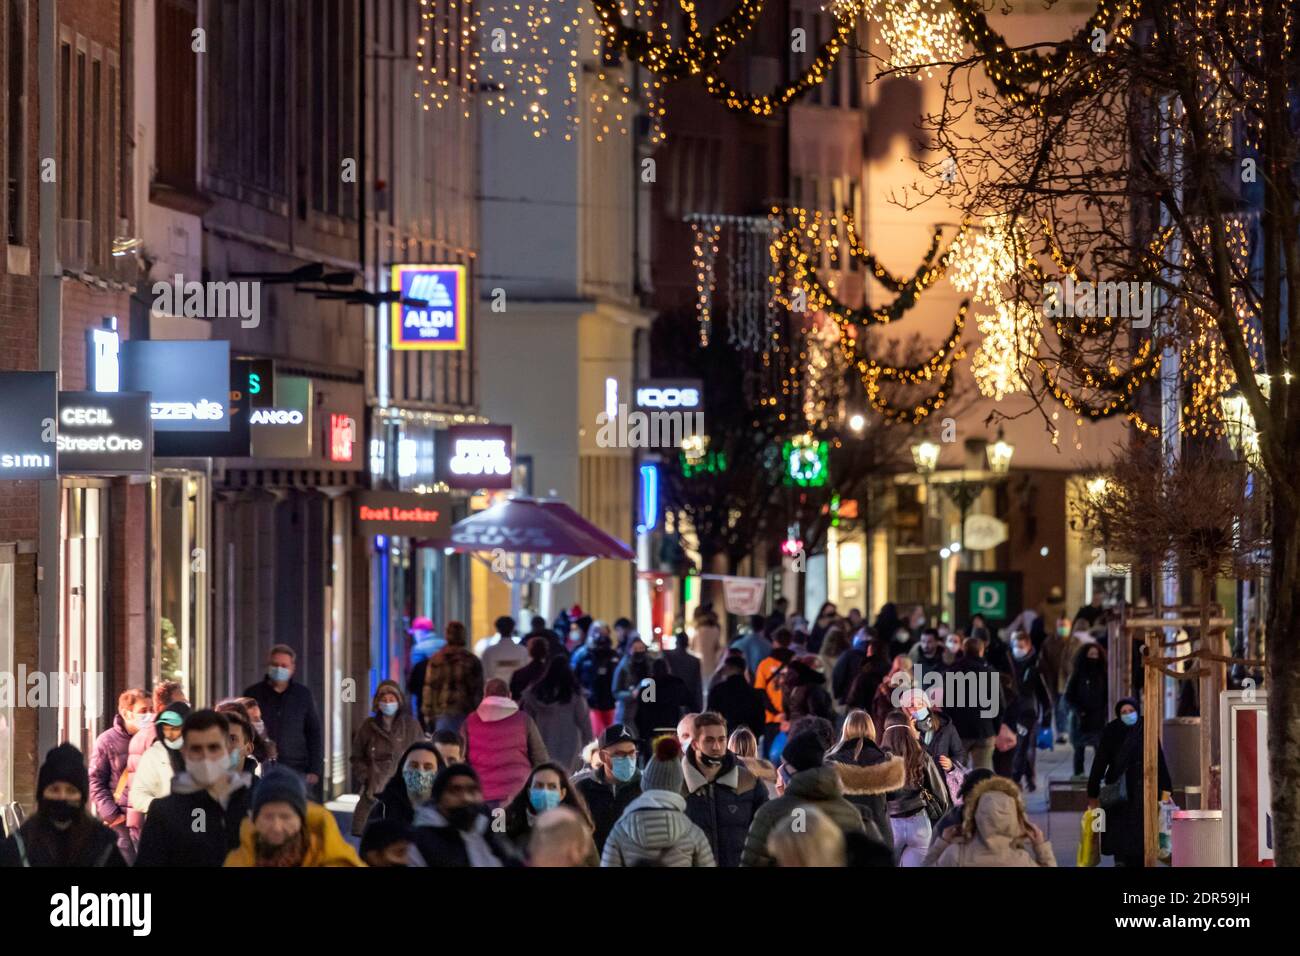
1086,699,1172,867
408,764,522,866
903,691,968,787
0,743,125,867
940,630,964,668
502,762,597,863
572,723,643,853
136,709,256,866
1065,643,1109,778
1003,631,1052,792
234,696,277,766
681,713,769,867
124,681,186,842
215,701,261,776
908,628,945,670
611,636,654,732
88,687,150,864
349,680,426,835
128,700,191,827
224,767,361,867
365,742,447,829
573,627,619,736
244,644,324,798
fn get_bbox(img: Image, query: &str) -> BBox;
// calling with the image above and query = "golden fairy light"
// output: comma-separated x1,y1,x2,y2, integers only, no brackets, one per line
971,299,1040,401
948,215,1029,306
870,0,965,78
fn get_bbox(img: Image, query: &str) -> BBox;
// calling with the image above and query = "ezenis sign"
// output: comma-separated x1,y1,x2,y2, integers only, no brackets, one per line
121,340,231,432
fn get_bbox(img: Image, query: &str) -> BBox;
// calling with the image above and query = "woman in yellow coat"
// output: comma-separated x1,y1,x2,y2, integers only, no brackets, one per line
225,767,364,867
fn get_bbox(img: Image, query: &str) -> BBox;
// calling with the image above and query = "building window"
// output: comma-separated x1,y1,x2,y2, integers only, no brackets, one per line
6,0,27,245
58,41,69,218
155,0,198,194
209,0,287,199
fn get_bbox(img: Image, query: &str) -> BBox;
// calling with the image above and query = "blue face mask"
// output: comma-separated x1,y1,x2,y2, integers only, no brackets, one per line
1121,711,1139,727
379,701,399,717
610,755,637,782
267,665,292,682
914,708,930,722
528,787,562,813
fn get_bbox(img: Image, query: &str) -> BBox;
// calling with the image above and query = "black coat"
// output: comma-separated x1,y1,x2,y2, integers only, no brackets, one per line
243,678,323,778
135,780,255,867
572,646,618,711
509,660,547,700
0,815,125,867
917,711,969,768
1066,652,1110,734
663,648,704,712
1007,651,1052,727
826,740,904,852
681,751,769,867
410,818,523,867
831,647,866,703
635,672,694,738
1087,717,1172,861
573,766,642,852
706,673,767,738
944,657,1001,740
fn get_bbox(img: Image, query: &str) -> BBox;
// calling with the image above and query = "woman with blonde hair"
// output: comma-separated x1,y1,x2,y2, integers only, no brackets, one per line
727,726,778,795
825,709,902,853
766,803,846,867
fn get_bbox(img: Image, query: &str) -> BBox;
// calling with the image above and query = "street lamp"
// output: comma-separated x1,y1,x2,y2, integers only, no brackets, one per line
849,412,865,432
986,429,1015,475
912,441,940,475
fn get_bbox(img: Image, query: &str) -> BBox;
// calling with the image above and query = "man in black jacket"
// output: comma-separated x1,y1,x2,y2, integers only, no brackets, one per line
136,710,255,866
572,723,642,852
681,713,768,867
408,764,520,866
1006,631,1053,790
945,637,1002,771
243,643,323,798
706,655,767,738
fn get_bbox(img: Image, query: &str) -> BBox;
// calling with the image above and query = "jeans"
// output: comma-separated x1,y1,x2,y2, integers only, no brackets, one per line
890,811,933,867
963,737,995,771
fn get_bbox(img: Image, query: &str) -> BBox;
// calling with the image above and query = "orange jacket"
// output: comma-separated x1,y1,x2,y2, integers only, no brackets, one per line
754,654,788,722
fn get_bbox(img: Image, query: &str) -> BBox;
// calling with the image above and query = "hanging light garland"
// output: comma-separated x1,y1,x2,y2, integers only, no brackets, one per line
971,299,1040,401
691,220,723,346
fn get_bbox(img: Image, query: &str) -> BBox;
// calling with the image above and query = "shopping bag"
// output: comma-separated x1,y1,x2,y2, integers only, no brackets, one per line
1158,799,1177,862
1077,809,1100,867
1037,726,1054,750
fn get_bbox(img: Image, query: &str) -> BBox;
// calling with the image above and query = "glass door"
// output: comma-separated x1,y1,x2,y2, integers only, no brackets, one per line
152,470,210,703
59,484,107,755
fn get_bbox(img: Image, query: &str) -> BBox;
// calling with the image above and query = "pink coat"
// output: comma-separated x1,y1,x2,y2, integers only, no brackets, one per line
463,697,547,804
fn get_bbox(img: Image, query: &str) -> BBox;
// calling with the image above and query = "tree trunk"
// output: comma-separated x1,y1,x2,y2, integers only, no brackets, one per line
1267,492,1300,865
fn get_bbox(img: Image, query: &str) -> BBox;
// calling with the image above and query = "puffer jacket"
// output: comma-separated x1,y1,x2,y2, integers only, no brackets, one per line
88,714,134,823
600,790,716,867
421,645,485,724
349,680,427,834
826,739,905,851
462,695,549,804
681,751,769,867
932,777,1056,867
740,764,866,867
225,802,363,867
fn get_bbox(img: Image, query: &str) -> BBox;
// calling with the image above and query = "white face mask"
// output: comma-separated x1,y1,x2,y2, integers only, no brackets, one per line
186,754,231,788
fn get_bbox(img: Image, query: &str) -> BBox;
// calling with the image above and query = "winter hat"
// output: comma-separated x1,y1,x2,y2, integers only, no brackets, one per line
253,766,308,822
640,736,685,794
408,616,435,634
359,818,412,858
38,743,90,801
430,763,479,804
781,730,827,773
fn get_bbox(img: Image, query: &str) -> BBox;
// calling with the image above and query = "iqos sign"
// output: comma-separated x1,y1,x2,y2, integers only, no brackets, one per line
633,378,703,411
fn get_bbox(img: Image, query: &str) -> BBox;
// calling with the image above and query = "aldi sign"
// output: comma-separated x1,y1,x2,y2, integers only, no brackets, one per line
390,263,468,350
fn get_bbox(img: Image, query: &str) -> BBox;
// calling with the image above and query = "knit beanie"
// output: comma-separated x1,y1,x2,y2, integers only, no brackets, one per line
38,743,90,801
640,736,685,794
252,766,308,822
780,730,826,773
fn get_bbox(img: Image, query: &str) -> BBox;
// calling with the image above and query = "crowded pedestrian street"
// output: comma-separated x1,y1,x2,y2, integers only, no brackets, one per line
0,0,1293,940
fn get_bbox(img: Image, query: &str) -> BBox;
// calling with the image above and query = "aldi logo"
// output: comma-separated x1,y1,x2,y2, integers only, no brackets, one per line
390,263,468,351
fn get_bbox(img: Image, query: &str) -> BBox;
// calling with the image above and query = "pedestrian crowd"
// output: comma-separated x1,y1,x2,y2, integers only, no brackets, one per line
1,595,1169,868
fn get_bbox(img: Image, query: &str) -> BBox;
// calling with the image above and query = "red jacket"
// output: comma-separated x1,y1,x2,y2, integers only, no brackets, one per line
462,697,549,804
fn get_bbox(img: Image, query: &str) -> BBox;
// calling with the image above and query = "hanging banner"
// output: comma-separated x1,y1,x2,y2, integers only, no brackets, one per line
720,576,766,617
390,263,468,350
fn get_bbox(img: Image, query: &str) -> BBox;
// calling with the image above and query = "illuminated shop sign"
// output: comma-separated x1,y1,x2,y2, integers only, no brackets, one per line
440,424,513,490
250,375,312,459
390,263,468,350
120,340,231,432
329,414,356,463
633,378,703,411
87,325,120,393
154,358,252,458
57,392,152,475
0,372,57,480
354,491,452,537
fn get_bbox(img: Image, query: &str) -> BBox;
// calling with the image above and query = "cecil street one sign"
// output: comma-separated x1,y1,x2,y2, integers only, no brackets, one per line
57,392,153,475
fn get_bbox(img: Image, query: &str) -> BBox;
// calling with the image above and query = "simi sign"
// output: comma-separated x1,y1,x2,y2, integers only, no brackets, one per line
390,263,468,351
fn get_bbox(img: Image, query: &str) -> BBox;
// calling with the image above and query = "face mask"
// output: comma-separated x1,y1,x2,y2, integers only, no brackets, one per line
1121,711,1139,727
228,747,244,772
445,803,484,832
185,754,230,788
404,769,436,802
913,708,930,722
163,736,184,751
1012,646,1029,660
946,641,961,654
252,720,266,737
40,798,81,825
528,787,562,813
267,665,292,682
700,752,723,768
379,701,399,717
610,755,637,782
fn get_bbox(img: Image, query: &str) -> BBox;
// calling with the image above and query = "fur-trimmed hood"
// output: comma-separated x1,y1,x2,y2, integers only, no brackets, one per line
738,755,777,784
831,754,906,796
959,776,1031,844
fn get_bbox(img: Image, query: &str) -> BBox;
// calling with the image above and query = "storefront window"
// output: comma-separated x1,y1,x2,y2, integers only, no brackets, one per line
153,471,209,703
59,485,107,756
